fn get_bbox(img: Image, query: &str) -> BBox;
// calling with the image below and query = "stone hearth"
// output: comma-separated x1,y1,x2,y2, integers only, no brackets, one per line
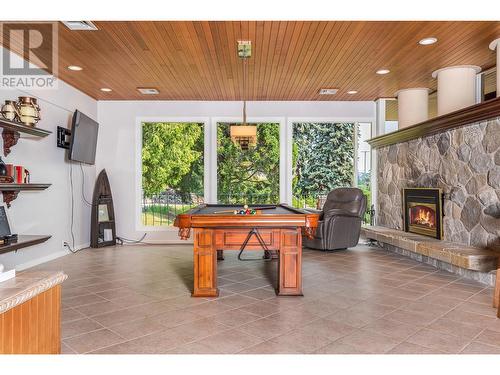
363,225,499,285
377,117,500,250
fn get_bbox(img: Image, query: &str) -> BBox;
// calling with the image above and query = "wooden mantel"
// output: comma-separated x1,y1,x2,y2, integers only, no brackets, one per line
367,96,500,149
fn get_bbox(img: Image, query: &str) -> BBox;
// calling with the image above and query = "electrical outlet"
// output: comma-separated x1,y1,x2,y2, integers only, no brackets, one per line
62,241,69,249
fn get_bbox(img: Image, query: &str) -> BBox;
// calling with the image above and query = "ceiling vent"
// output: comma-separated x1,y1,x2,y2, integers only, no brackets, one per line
137,87,160,95
62,21,98,31
319,88,338,95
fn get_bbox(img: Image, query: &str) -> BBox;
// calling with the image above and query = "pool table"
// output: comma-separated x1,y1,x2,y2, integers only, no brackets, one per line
174,204,319,297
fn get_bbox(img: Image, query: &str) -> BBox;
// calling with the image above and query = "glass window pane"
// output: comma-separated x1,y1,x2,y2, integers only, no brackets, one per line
141,122,204,226
292,122,355,209
217,122,280,204
357,122,372,223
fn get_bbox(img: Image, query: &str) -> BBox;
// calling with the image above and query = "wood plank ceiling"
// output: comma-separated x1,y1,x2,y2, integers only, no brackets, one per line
2,21,500,101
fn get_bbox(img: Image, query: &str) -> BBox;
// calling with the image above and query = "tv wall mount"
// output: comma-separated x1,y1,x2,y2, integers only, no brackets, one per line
57,126,71,149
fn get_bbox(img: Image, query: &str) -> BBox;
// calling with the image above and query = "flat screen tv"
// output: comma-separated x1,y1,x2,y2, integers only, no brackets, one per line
69,110,99,165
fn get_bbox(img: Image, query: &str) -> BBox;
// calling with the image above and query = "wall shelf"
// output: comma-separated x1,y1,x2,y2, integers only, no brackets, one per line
367,96,500,149
0,235,51,255
0,183,52,208
0,118,52,156
0,118,52,137
0,118,53,257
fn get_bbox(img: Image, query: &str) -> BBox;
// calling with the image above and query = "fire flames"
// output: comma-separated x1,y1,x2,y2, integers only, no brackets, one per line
410,205,436,228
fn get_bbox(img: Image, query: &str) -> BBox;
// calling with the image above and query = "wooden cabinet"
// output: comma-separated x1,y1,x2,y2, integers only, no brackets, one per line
0,285,62,354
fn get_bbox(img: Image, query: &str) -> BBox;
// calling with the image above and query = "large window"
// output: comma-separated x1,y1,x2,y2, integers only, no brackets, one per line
141,122,204,226
357,122,372,223
217,122,280,204
292,122,355,209
139,118,373,228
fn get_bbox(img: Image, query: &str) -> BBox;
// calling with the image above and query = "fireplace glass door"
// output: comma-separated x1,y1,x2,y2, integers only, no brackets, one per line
408,202,437,237
403,188,443,239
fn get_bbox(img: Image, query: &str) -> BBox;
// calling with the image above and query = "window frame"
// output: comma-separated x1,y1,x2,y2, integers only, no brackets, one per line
287,117,374,205
135,116,210,232
135,115,375,231
210,116,286,204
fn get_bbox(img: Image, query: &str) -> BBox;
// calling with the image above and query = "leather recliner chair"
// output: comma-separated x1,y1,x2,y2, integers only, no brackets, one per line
303,188,367,251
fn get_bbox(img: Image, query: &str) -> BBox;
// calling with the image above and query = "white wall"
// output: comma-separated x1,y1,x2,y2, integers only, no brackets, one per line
0,51,97,270
96,100,375,243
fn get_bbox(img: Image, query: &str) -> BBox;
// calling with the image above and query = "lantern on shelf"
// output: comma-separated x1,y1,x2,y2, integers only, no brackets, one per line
1,100,18,121
17,96,41,126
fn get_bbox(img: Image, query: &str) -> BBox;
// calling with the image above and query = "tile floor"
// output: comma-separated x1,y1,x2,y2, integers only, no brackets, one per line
31,240,500,354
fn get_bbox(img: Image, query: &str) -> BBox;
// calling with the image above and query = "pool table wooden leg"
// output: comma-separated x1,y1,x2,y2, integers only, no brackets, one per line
277,228,303,296
192,228,219,297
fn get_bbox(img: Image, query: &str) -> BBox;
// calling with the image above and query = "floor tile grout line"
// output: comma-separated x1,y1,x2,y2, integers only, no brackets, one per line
61,339,79,354
83,322,244,354
392,293,486,354
460,339,500,353
457,328,488,353
54,243,500,354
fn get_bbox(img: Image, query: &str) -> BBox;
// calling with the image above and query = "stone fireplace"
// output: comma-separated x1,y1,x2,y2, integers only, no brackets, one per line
403,188,443,239
368,93,500,286
376,118,500,250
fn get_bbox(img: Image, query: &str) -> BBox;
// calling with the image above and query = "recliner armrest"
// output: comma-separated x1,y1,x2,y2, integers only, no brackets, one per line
323,208,361,219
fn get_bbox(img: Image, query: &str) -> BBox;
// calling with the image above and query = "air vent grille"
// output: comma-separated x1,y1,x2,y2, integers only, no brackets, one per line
137,88,160,95
319,88,338,95
62,21,98,31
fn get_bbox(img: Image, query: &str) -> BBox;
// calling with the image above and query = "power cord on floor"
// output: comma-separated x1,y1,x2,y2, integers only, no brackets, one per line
116,233,147,244
63,241,80,254
116,233,180,246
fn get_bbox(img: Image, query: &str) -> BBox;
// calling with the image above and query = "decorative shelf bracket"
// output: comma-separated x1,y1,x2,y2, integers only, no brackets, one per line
0,117,51,156
2,190,19,208
2,130,20,156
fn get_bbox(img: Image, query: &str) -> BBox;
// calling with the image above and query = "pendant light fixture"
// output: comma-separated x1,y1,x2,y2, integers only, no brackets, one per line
230,41,256,150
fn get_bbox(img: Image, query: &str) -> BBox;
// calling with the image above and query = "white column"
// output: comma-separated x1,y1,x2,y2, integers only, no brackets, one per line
432,65,481,116
375,98,386,135
395,88,429,128
489,38,500,98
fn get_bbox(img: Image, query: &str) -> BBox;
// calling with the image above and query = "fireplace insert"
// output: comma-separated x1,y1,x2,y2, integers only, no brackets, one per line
403,188,443,239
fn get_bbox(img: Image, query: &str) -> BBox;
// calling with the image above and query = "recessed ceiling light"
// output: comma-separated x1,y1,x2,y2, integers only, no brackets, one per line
376,69,390,75
347,90,358,95
319,88,338,95
137,87,160,95
419,37,438,45
67,65,83,71
100,88,112,92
